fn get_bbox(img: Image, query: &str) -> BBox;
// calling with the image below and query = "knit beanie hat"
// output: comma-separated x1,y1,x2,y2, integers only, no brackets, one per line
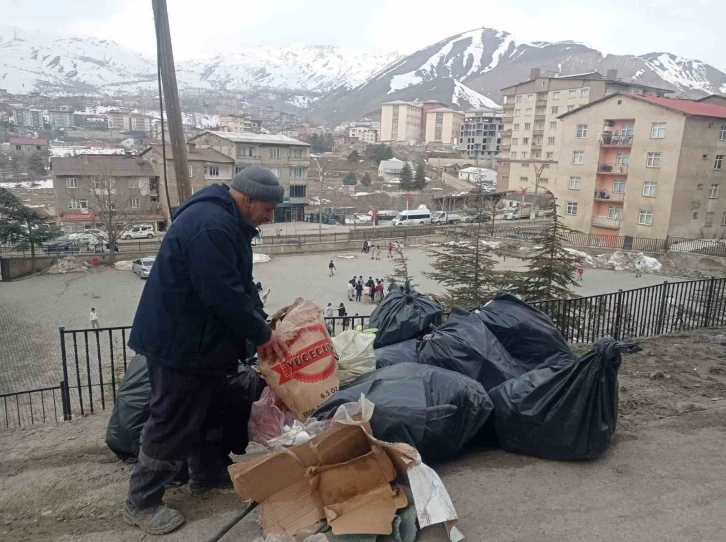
231,165,284,203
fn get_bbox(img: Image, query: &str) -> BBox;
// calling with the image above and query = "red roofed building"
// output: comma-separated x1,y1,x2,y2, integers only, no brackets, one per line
553,93,726,240
9,137,49,154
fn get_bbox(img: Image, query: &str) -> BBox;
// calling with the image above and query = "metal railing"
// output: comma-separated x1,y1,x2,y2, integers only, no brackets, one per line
594,190,626,202
591,216,622,229
1,385,64,429
599,134,633,147
597,162,629,174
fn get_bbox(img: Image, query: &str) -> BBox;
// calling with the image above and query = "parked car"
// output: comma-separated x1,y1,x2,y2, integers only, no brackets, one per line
503,208,531,220
431,211,462,225
121,225,155,240
43,241,82,255
131,257,155,279
462,212,491,223
392,207,432,226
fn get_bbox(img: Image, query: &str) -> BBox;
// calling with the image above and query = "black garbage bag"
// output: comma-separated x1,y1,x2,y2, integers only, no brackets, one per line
476,292,575,370
418,308,525,391
489,338,640,461
105,354,150,462
369,285,443,349
105,358,266,461
313,363,493,461
374,338,421,369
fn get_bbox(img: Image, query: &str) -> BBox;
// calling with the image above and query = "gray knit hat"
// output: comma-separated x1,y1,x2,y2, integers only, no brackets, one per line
231,165,284,203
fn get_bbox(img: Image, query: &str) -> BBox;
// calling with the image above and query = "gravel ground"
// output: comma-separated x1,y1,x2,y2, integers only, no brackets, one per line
0,247,682,394
0,329,724,542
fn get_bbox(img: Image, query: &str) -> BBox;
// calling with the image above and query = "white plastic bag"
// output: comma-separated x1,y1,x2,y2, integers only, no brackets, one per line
331,329,377,386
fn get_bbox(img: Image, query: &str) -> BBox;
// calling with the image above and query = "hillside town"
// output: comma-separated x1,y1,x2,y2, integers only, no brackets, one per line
1,4,726,542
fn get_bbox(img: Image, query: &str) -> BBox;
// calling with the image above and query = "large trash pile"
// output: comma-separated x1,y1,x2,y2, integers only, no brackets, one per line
106,286,638,540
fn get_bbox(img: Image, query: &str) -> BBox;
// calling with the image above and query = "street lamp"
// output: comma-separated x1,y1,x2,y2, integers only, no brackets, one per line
313,156,330,237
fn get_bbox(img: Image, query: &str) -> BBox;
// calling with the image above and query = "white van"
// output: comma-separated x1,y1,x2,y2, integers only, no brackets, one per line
392,208,432,226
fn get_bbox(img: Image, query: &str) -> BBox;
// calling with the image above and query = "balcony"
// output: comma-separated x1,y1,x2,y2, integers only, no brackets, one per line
534,113,546,121
531,141,543,148
599,133,633,147
500,144,511,151
597,162,629,175
501,129,512,136
533,129,544,136
502,116,513,124
591,216,621,229
594,190,625,202
236,155,262,162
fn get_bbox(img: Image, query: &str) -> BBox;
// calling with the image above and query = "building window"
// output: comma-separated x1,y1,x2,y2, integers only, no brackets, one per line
646,152,662,167
130,198,140,209
692,212,699,219
546,152,554,159
527,94,533,102
566,202,577,215
269,147,281,159
549,121,557,129
568,90,577,98
525,109,532,116
204,166,220,176
512,138,518,145
705,212,714,227
614,180,627,193
15,145,21,151
547,137,555,145
524,123,531,130
608,207,622,219
68,198,88,210
269,167,281,177
514,109,521,117
551,106,559,115
569,177,581,189
521,152,528,159
501,175,509,181
638,210,653,225
552,91,560,100
289,185,307,198
580,88,589,98
522,137,529,144
292,148,305,159
651,122,666,138
643,181,657,197
189,165,194,176
722,211,726,225
572,151,584,164
235,166,244,174
576,124,588,138
617,152,631,165
520,176,528,183
513,123,520,131
710,184,720,199
720,125,726,141
291,167,305,179
516,95,523,103
65,178,78,188
715,155,724,169
567,105,575,112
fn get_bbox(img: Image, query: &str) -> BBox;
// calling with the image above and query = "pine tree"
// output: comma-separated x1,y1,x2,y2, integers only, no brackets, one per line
343,172,357,185
413,163,426,190
424,187,502,309
347,150,360,162
506,201,582,301
386,245,417,291
0,188,56,271
399,162,413,190
360,171,372,186
28,153,46,175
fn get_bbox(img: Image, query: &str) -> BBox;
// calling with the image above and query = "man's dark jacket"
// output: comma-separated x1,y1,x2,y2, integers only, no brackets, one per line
128,184,270,373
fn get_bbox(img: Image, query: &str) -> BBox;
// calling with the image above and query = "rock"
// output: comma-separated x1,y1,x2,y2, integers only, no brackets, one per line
649,370,666,380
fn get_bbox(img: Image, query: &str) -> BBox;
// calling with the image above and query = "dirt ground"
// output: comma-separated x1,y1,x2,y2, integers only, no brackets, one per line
1,329,725,542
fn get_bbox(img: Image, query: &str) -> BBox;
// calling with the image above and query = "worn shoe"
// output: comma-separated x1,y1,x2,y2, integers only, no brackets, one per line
188,474,233,496
123,502,185,535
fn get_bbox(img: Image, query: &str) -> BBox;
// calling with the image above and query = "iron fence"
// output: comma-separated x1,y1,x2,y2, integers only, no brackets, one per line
0,384,65,429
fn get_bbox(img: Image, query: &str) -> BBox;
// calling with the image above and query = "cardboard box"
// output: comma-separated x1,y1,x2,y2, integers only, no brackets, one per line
229,417,464,540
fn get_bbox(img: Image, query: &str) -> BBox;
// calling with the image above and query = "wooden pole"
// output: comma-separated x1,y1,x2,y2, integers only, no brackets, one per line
152,0,191,205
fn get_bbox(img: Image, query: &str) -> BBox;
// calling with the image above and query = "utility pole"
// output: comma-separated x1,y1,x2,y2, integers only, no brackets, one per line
152,0,191,205
314,157,330,237
530,162,547,220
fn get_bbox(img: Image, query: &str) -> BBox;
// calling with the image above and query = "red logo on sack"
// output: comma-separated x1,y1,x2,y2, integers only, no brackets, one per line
270,324,337,384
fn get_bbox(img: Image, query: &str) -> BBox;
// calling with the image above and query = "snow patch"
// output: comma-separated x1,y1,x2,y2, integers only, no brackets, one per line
594,251,662,273
336,255,356,259
47,257,90,274
482,35,514,73
564,248,596,267
113,260,133,271
452,80,501,109
254,254,271,264
389,72,423,93
0,179,54,189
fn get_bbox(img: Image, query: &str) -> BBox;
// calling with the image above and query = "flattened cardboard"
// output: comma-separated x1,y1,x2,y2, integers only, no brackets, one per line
323,485,408,535
258,477,322,536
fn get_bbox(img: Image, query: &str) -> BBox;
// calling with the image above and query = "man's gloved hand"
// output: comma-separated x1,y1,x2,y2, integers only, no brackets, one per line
257,331,289,363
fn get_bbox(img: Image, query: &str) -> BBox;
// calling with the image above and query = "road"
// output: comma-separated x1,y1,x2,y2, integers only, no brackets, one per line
0,247,683,393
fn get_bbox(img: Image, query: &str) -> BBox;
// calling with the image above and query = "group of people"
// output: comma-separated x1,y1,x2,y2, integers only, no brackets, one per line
362,240,399,260
325,302,358,332
348,275,386,303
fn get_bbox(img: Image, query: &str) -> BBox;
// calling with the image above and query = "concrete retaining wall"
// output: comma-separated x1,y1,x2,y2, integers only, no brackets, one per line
255,235,448,256
0,252,157,282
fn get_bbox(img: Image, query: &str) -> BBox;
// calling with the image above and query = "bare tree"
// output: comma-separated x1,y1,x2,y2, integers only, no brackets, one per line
84,163,154,263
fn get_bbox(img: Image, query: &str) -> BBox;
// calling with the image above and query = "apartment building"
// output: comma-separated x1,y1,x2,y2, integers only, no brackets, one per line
359,129,379,144
425,108,464,147
50,155,164,233
498,68,672,192
9,137,49,154
129,114,152,135
189,131,310,222
49,109,74,130
141,143,235,218
107,111,130,131
554,93,726,240
12,107,44,129
460,108,503,159
380,101,423,143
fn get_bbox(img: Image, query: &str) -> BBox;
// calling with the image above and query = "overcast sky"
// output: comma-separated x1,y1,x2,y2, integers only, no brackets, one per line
5,0,724,67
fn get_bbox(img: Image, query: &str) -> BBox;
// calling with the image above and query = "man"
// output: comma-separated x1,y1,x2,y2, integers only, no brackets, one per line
123,166,288,535
355,280,363,302
328,259,336,277
90,308,100,329
635,261,642,278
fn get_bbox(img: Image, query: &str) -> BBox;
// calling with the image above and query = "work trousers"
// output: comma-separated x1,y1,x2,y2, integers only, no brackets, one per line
126,360,227,509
